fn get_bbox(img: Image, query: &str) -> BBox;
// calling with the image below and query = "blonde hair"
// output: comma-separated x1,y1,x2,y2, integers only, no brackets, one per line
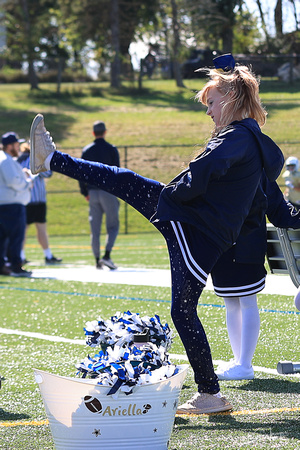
20,141,30,153
196,65,267,134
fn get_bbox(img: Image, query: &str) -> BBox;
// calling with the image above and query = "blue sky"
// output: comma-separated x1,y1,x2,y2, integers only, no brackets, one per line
246,0,299,34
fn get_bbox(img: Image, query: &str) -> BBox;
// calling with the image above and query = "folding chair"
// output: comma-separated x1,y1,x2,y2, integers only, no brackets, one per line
266,224,300,288
266,224,300,374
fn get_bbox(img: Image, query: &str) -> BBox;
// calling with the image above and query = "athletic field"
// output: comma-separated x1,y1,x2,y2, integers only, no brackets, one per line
0,233,299,449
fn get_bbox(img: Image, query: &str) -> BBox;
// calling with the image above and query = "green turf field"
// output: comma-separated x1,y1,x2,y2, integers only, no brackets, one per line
0,233,299,449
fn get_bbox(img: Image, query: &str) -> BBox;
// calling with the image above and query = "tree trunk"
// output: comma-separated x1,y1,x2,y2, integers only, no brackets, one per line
255,0,271,45
275,0,283,37
28,59,39,90
20,0,39,89
222,26,233,53
170,0,185,88
110,0,121,88
289,0,299,30
57,57,64,94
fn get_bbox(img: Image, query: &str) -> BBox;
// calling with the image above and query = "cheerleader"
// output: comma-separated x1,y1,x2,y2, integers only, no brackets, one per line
29,54,284,414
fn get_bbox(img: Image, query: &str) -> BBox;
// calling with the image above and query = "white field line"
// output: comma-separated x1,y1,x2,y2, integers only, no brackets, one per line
1,327,299,378
30,266,299,296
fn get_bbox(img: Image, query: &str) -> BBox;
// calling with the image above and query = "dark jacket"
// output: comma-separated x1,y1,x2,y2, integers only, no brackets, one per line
153,118,284,252
232,177,300,264
79,138,120,196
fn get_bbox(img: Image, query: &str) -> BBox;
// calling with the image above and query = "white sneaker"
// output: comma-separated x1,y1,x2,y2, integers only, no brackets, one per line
30,114,56,174
177,392,233,415
217,359,237,371
216,364,254,380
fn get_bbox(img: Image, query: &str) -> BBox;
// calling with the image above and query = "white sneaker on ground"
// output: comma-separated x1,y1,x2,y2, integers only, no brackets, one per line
100,257,117,270
30,114,56,174
216,364,254,380
177,392,233,415
217,359,237,371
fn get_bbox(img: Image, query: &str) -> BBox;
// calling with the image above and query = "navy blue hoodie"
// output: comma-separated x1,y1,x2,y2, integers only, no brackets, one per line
230,176,300,264
154,118,284,252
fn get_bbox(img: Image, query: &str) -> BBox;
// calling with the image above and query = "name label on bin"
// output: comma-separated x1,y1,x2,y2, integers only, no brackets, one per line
84,396,152,416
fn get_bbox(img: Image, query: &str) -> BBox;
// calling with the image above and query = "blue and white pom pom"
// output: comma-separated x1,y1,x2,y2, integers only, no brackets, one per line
83,310,173,350
76,311,177,395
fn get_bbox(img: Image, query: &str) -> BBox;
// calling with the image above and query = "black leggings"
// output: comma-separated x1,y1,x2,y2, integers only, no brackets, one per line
51,151,220,393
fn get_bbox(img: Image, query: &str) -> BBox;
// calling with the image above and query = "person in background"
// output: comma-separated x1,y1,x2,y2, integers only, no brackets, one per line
0,132,32,277
29,53,284,415
211,176,300,381
79,121,120,270
282,156,300,209
18,142,62,265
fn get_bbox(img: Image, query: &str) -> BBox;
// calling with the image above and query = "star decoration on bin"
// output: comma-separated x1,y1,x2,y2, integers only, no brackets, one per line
153,428,158,433
173,399,178,409
162,400,167,407
92,428,101,437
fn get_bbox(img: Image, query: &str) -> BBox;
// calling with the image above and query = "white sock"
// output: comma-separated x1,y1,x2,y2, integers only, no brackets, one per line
43,248,52,259
21,250,26,260
224,295,260,369
45,152,54,170
224,297,242,362
239,294,260,368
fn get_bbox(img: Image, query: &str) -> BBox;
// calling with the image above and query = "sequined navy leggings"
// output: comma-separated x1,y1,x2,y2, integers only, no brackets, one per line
51,151,221,394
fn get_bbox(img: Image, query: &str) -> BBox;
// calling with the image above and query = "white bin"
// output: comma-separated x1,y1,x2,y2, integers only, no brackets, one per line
34,364,188,450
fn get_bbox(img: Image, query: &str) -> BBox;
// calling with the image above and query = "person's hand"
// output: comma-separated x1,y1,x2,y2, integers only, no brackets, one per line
23,167,39,180
86,195,90,201
23,167,31,178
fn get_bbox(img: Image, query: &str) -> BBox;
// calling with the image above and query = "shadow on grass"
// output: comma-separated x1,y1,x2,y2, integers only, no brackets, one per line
174,414,300,441
21,83,204,113
0,110,75,143
230,377,300,394
210,415,299,441
260,79,300,94
0,409,31,421
180,383,191,391
264,102,300,120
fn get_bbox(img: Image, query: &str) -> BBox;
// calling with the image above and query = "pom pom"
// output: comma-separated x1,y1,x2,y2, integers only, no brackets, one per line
76,311,176,394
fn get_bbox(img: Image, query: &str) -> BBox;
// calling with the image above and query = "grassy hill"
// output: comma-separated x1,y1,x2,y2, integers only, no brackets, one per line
1,78,300,235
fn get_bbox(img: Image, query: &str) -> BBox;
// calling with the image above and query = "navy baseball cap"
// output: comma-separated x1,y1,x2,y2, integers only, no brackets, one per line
213,53,235,72
1,131,23,146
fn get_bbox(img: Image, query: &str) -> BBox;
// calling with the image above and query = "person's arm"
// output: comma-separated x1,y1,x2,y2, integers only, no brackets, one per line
266,179,300,228
2,158,30,192
79,150,89,196
79,180,89,197
39,170,52,179
164,128,248,203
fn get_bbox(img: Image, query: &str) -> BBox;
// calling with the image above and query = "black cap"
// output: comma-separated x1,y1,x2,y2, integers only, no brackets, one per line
1,131,23,146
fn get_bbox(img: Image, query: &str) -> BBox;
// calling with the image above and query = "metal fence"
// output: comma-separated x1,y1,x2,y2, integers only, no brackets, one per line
47,144,195,235
47,143,299,235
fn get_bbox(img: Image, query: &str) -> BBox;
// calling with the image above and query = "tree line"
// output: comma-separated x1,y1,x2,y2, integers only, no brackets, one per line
1,0,299,90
